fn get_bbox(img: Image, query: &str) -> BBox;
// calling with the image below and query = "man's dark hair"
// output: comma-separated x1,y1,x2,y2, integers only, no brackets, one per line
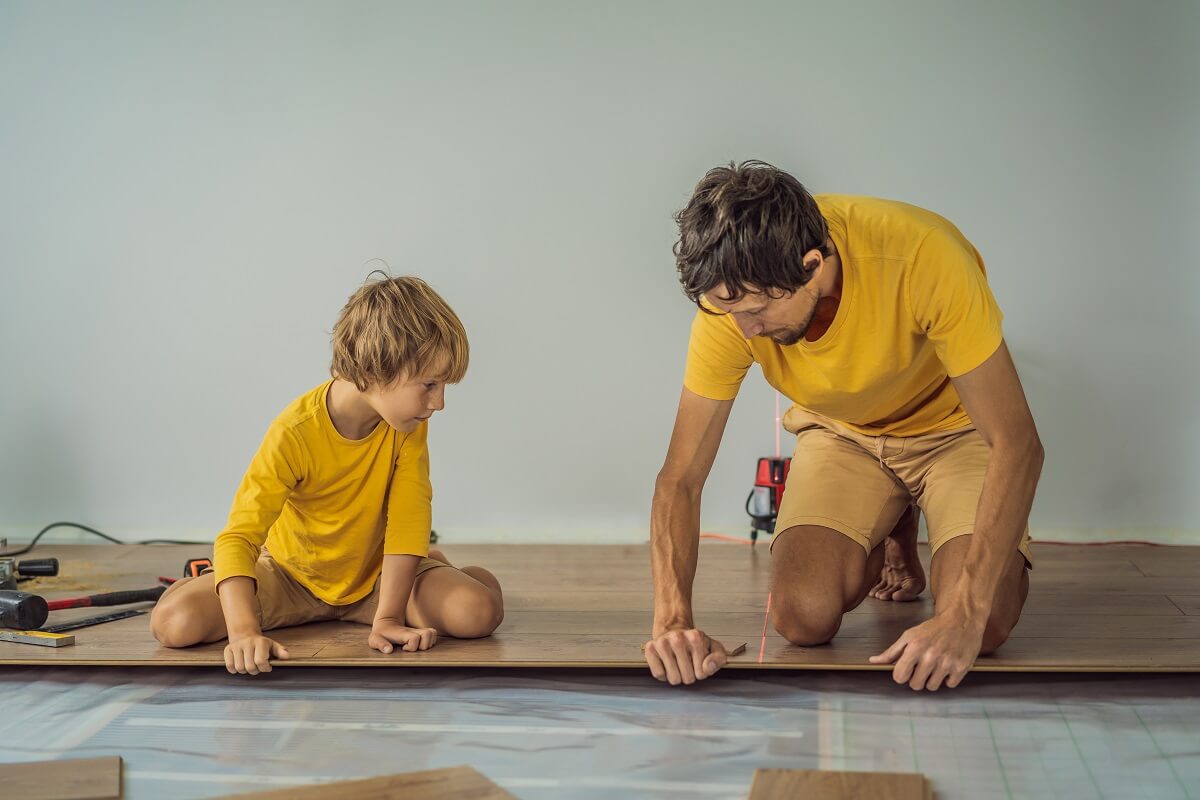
674,160,831,311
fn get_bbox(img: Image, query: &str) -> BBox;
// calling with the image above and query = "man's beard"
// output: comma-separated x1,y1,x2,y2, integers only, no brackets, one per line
766,303,818,346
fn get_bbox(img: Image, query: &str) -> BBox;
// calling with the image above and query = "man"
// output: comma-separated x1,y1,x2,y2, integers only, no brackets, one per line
644,161,1043,692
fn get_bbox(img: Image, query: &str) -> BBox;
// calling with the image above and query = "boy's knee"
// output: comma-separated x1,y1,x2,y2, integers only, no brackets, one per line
443,584,504,639
461,566,502,596
772,594,842,646
150,598,204,648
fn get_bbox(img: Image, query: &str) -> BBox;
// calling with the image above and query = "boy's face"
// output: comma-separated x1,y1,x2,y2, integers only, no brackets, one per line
367,370,447,433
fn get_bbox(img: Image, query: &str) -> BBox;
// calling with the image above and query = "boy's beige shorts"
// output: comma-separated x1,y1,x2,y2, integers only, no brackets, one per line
233,550,449,631
771,406,1033,567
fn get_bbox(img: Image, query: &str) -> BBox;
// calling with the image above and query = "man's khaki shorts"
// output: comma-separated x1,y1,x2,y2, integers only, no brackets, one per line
237,550,449,631
771,407,1033,566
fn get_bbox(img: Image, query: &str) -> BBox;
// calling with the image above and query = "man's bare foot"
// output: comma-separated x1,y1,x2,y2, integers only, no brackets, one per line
870,508,926,602
427,548,451,565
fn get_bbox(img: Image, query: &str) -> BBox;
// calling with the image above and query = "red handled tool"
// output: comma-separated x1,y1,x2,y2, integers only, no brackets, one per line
45,586,166,611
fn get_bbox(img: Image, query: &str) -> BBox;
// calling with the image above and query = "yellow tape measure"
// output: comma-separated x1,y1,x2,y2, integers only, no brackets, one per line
0,630,76,648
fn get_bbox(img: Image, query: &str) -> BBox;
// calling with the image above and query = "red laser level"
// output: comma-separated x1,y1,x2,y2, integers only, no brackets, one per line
747,456,791,543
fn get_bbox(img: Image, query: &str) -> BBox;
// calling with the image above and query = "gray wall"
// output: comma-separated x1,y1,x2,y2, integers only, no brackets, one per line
2,1,1197,545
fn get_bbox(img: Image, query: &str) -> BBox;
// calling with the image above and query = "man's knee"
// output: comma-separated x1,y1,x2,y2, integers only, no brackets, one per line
979,615,1017,655
980,564,1028,655
772,594,843,646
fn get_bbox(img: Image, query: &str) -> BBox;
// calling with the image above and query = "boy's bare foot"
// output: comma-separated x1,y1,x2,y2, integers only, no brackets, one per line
869,509,926,602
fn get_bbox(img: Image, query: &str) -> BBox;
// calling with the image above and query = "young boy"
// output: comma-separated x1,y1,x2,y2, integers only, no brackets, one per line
151,276,503,675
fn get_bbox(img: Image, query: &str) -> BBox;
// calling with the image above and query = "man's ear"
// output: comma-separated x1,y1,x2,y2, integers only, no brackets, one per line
801,247,825,276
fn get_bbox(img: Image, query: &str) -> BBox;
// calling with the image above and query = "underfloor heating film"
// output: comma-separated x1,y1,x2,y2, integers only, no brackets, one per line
1,668,1196,799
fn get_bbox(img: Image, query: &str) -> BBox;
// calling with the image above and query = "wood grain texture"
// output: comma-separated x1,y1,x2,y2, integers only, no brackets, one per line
0,756,122,800
748,768,929,800
224,765,514,799
1169,596,1200,615
1,543,1197,672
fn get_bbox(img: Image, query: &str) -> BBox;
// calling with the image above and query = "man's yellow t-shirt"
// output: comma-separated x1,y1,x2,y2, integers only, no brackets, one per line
684,195,1004,437
212,381,432,605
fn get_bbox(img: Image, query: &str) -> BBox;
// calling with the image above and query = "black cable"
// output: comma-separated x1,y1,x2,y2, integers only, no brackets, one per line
0,522,209,557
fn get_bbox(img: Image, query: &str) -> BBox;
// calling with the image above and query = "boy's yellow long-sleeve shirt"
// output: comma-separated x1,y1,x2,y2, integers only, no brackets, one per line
212,381,432,605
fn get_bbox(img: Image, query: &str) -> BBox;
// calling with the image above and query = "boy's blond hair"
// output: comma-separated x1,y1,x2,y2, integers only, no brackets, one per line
331,275,468,390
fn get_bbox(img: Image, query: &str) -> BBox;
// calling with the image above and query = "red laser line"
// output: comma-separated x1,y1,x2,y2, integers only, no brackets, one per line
699,532,756,544
774,392,781,458
758,591,772,663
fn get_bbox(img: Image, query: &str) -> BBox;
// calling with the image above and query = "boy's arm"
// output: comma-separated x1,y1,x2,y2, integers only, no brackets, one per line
219,574,290,674
382,423,433,559
217,577,266,640
367,424,437,654
212,424,305,639
367,554,436,653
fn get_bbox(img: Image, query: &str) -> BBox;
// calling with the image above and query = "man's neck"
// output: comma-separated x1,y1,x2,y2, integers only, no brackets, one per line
804,251,843,342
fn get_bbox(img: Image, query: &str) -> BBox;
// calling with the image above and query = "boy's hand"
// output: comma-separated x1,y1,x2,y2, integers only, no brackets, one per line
224,633,290,675
369,618,437,653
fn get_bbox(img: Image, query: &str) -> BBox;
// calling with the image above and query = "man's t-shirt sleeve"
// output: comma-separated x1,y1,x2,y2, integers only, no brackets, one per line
683,308,754,400
907,227,1005,378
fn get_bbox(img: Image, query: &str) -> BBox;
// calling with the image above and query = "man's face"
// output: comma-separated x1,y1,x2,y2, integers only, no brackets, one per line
705,283,821,345
367,369,448,432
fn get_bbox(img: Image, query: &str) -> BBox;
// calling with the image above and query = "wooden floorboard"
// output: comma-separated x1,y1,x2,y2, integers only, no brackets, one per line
748,768,929,800
0,755,123,800
1168,595,1200,615
1,543,1198,671
225,765,514,799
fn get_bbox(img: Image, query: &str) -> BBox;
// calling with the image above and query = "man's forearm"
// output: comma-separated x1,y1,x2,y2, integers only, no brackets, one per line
650,478,702,632
374,554,420,623
952,435,1044,619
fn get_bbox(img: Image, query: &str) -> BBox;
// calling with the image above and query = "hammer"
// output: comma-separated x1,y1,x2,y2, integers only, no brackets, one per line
1,586,166,630
0,591,49,629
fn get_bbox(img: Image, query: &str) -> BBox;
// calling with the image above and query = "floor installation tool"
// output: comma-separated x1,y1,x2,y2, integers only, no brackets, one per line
41,608,147,633
0,630,75,648
44,586,166,612
747,456,791,543
183,557,213,577
746,392,792,544
2,586,166,628
0,557,59,590
0,590,50,629
1,586,165,648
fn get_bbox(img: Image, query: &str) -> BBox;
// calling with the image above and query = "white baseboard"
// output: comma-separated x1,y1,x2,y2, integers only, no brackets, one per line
1024,528,1200,545
2,524,1197,548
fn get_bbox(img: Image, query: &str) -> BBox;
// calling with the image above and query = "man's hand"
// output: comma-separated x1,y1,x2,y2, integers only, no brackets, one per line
224,633,290,675
645,628,728,685
369,617,437,654
869,610,985,691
